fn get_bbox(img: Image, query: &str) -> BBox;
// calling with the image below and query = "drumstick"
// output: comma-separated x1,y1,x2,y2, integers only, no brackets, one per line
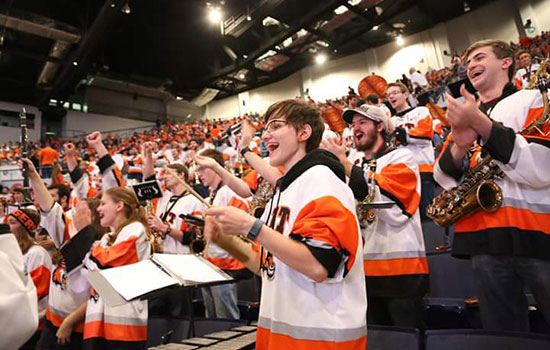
165,167,211,208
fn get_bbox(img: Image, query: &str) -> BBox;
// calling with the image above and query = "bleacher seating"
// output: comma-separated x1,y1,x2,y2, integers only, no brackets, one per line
425,329,550,350
366,325,420,350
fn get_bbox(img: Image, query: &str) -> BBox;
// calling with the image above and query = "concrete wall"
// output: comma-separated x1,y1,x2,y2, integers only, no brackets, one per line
62,111,154,139
0,101,42,143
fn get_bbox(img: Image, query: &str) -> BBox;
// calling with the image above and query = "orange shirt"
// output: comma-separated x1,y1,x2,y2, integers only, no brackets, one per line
38,147,59,166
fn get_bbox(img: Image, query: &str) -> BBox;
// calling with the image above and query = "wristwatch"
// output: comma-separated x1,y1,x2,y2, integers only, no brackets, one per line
247,219,263,241
240,146,252,157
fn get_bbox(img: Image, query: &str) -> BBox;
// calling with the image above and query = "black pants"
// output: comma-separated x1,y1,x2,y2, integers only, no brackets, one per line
19,330,40,350
367,296,426,330
36,320,83,350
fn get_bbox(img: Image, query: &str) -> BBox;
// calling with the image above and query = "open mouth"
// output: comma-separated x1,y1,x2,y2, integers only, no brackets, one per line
267,143,279,153
470,69,484,80
355,132,365,142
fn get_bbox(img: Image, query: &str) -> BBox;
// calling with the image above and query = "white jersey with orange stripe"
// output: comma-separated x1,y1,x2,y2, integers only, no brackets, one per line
155,190,207,254
24,244,52,325
41,203,89,331
257,161,367,349
360,147,427,277
81,221,150,343
434,88,550,255
391,106,435,173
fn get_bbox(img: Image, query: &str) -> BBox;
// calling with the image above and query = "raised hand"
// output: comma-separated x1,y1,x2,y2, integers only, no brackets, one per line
86,131,102,148
195,154,219,170
64,143,76,157
445,85,483,130
238,121,255,152
20,157,39,178
72,200,92,234
320,137,346,160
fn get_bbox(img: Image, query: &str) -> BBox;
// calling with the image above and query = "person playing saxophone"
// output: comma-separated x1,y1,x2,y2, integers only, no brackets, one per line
434,39,550,331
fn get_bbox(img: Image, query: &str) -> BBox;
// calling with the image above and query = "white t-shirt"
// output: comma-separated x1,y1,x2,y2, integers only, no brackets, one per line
410,71,428,89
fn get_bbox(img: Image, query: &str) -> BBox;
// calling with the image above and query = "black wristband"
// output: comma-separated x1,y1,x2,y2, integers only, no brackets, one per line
240,146,252,157
247,219,263,241
163,225,171,239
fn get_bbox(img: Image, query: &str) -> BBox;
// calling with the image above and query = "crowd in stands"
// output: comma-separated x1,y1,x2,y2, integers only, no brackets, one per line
1,32,550,350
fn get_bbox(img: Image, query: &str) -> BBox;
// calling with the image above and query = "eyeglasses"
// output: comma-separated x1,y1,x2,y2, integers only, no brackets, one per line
386,90,402,97
265,119,288,133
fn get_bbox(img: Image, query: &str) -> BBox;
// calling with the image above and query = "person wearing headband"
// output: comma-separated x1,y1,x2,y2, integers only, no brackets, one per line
8,208,52,350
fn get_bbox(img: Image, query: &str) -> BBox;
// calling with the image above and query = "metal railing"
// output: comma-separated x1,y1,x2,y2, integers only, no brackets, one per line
67,124,156,140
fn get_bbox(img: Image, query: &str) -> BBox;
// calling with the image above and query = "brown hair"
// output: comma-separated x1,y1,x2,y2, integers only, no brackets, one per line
103,187,161,253
387,82,409,94
167,163,189,182
264,99,323,152
464,39,515,80
51,163,63,185
11,208,40,255
200,149,225,168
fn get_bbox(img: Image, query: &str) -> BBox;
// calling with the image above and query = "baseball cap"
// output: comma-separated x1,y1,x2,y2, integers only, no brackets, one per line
342,104,389,131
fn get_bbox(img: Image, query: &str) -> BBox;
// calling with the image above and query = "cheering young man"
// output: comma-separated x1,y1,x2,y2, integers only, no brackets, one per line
206,99,367,350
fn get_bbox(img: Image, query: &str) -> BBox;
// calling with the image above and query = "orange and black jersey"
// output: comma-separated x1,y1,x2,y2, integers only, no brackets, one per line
435,83,550,259
257,149,367,350
349,145,428,298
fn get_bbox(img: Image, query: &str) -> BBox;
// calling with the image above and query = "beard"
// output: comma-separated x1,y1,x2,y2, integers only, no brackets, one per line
355,128,377,152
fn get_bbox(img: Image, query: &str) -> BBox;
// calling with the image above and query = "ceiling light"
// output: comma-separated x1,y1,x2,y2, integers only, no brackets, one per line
176,96,183,101
72,61,79,66
243,54,248,59
315,54,327,65
334,5,348,15
239,73,246,79
347,0,361,6
464,2,471,12
372,25,379,31
121,2,131,14
396,35,404,46
246,15,252,21
208,8,222,23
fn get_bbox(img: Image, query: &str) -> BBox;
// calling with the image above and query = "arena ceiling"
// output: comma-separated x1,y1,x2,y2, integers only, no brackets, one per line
0,0,496,107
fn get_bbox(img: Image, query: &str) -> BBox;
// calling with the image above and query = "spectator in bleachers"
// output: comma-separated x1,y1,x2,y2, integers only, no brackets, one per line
387,82,435,221
409,67,430,94
38,143,59,179
514,51,540,89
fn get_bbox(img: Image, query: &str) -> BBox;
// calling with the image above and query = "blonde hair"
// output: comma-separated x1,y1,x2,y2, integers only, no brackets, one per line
103,187,161,253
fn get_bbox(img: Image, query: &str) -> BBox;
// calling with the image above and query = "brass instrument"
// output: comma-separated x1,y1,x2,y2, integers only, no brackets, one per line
189,223,207,255
356,160,394,227
426,156,504,227
248,178,274,219
526,58,550,90
146,199,164,253
427,70,550,227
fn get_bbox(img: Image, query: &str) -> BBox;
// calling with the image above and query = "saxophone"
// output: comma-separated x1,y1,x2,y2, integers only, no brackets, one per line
249,178,274,219
427,70,550,227
146,200,164,253
357,159,377,227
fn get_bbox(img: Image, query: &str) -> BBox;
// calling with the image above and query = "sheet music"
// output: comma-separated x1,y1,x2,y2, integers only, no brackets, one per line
152,253,231,284
98,259,178,301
